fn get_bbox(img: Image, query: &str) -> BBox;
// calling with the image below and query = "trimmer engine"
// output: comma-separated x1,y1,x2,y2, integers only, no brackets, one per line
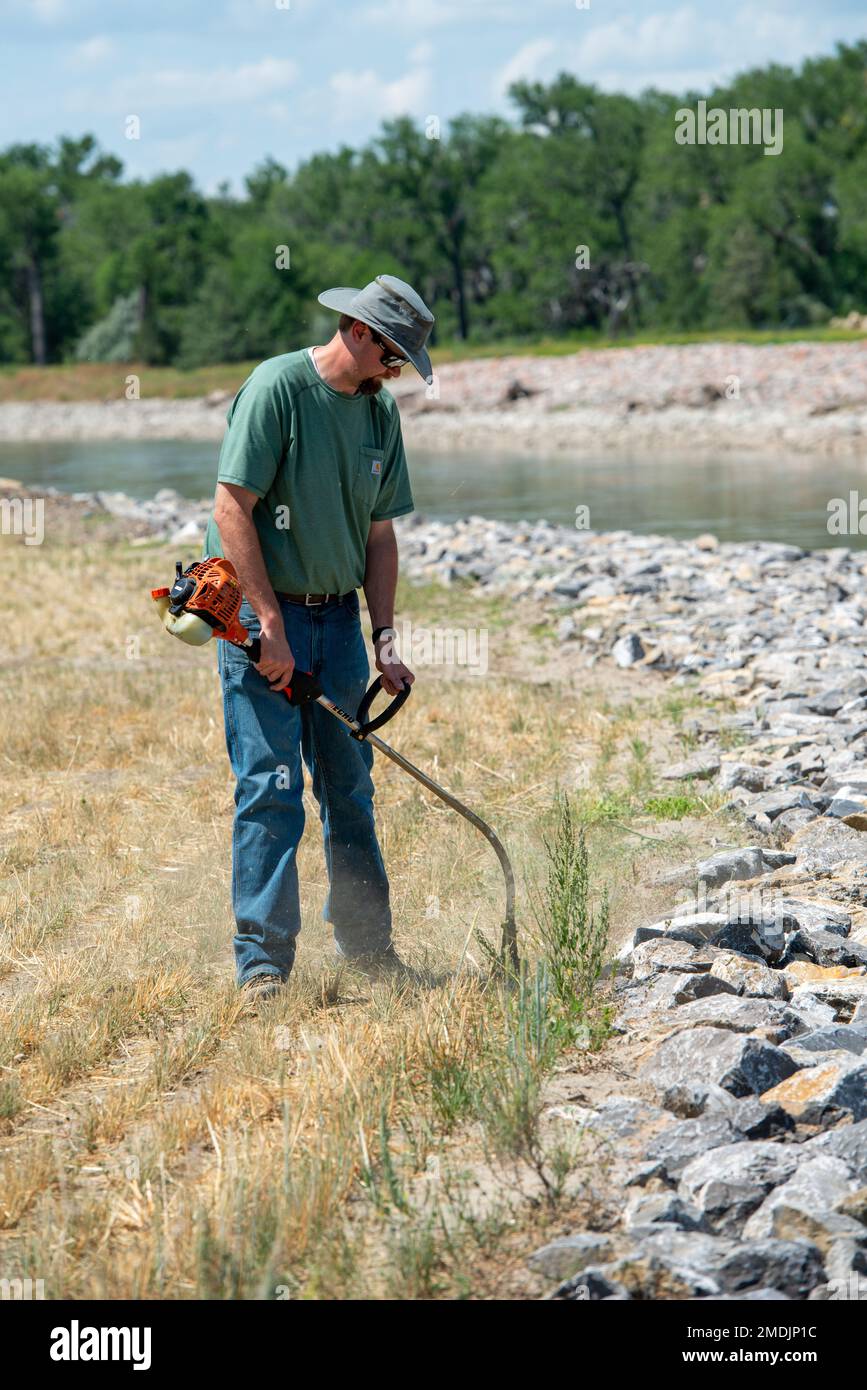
151,557,248,647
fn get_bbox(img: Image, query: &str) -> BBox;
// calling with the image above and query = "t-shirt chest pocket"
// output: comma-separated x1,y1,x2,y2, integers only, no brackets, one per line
353,445,385,505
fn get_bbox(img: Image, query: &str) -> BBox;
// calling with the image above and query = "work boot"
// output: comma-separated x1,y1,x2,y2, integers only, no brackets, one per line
238,972,285,1009
338,944,409,981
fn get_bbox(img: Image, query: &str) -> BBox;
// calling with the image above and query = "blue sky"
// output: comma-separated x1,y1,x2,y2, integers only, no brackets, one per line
4,0,866,193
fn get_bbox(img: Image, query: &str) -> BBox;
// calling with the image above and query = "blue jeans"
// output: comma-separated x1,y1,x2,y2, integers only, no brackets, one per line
217,589,392,985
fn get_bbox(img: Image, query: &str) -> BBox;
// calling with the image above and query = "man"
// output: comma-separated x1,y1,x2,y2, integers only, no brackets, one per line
202,274,435,1003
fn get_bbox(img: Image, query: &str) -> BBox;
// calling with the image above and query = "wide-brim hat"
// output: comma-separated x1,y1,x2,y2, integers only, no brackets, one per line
318,274,435,385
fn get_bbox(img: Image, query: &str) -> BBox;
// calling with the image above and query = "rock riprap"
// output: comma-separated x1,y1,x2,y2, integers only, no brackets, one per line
529,838,867,1299
518,518,867,1296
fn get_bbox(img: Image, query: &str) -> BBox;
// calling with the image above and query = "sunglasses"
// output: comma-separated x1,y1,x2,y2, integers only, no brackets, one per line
368,327,408,369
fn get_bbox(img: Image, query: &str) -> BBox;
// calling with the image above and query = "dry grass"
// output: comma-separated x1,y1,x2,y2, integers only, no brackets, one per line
0,525,736,1298
0,362,257,403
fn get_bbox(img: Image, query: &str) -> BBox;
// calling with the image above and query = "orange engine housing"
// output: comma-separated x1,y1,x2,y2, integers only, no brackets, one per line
177,557,248,644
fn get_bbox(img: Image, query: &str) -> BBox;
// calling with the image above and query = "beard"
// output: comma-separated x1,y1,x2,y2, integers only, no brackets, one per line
356,376,384,396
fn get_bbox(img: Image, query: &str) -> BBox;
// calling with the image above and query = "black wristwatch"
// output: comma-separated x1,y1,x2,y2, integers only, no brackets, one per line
372,626,397,644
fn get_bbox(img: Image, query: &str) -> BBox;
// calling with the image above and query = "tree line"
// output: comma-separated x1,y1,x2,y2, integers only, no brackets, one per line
2,41,867,367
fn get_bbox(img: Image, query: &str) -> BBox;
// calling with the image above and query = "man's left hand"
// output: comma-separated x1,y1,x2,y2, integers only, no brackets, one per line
374,634,415,696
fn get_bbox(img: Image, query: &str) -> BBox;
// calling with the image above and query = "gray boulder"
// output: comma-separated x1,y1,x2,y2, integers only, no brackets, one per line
727,1096,796,1140
616,970,737,1022
807,685,867,716
710,1239,826,1300
744,788,820,823
780,994,841,1033
527,1233,616,1282
641,1026,800,1098
717,766,769,794
669,994,794,1039
774,807,820,840
741,1156,859,1245
772,898,852,936
623,1191,709,1233
710,920,787,962
645,1114,740,1182
612,633,645,667
548,1268,629,1300
790,979,867,1020
635,1228,823,1299
788,1233,867,1297
803,1119,867,1182
760,1056,867,1125
783,928,867,969
792,1026,867,1057
630,937,713,980
787,817,867,874
632,922,710,949
640,911,730,942
678,1141,803,1236
662,754,721,781
709,949,788,1000
696,845,795,887
660,1080,740,1118
578,1095,672,1141
851,1000,867,1033
583,1251,720,1300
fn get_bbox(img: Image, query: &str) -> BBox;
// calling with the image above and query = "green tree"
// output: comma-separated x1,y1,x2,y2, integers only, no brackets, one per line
126,173,217,363
178,223,312,366
0,145,59,363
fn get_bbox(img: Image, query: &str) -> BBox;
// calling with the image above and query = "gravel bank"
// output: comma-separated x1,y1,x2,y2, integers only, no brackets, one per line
4,341,867,453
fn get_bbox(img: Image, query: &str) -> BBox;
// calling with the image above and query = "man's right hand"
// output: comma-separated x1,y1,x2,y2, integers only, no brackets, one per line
255,623,296,691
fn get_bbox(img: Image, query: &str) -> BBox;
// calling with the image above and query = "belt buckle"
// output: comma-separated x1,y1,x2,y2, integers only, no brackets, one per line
305,592,328,605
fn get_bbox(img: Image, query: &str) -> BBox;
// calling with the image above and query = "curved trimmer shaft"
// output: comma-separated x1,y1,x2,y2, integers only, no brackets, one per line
315,688,518,971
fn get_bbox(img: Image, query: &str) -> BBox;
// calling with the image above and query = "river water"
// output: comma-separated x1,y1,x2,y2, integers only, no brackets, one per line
1,438,865,549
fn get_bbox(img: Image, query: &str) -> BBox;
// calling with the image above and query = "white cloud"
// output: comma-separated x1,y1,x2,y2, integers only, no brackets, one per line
148,57,298,106
489,6,726,100
560,4,867,96
70,58,299,114
492,38,556,101
67,35,114,66
329,66,432,122
478,4,867,106
575,6,705,72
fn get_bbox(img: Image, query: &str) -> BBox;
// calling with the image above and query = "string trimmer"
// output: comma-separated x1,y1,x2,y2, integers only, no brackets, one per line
151,557,518,969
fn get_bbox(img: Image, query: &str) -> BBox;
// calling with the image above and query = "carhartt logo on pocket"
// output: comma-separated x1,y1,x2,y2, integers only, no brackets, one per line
371,458,382,475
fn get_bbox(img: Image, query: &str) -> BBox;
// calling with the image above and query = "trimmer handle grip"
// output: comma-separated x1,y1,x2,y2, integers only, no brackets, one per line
244,638,321,706
284,670,323,706
355,674,411,737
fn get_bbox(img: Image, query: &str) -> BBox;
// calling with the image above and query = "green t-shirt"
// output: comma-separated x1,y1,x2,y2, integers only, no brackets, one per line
202,348,414,593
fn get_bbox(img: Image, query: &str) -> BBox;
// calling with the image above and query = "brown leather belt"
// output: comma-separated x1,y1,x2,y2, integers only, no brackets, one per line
274,590,355,605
